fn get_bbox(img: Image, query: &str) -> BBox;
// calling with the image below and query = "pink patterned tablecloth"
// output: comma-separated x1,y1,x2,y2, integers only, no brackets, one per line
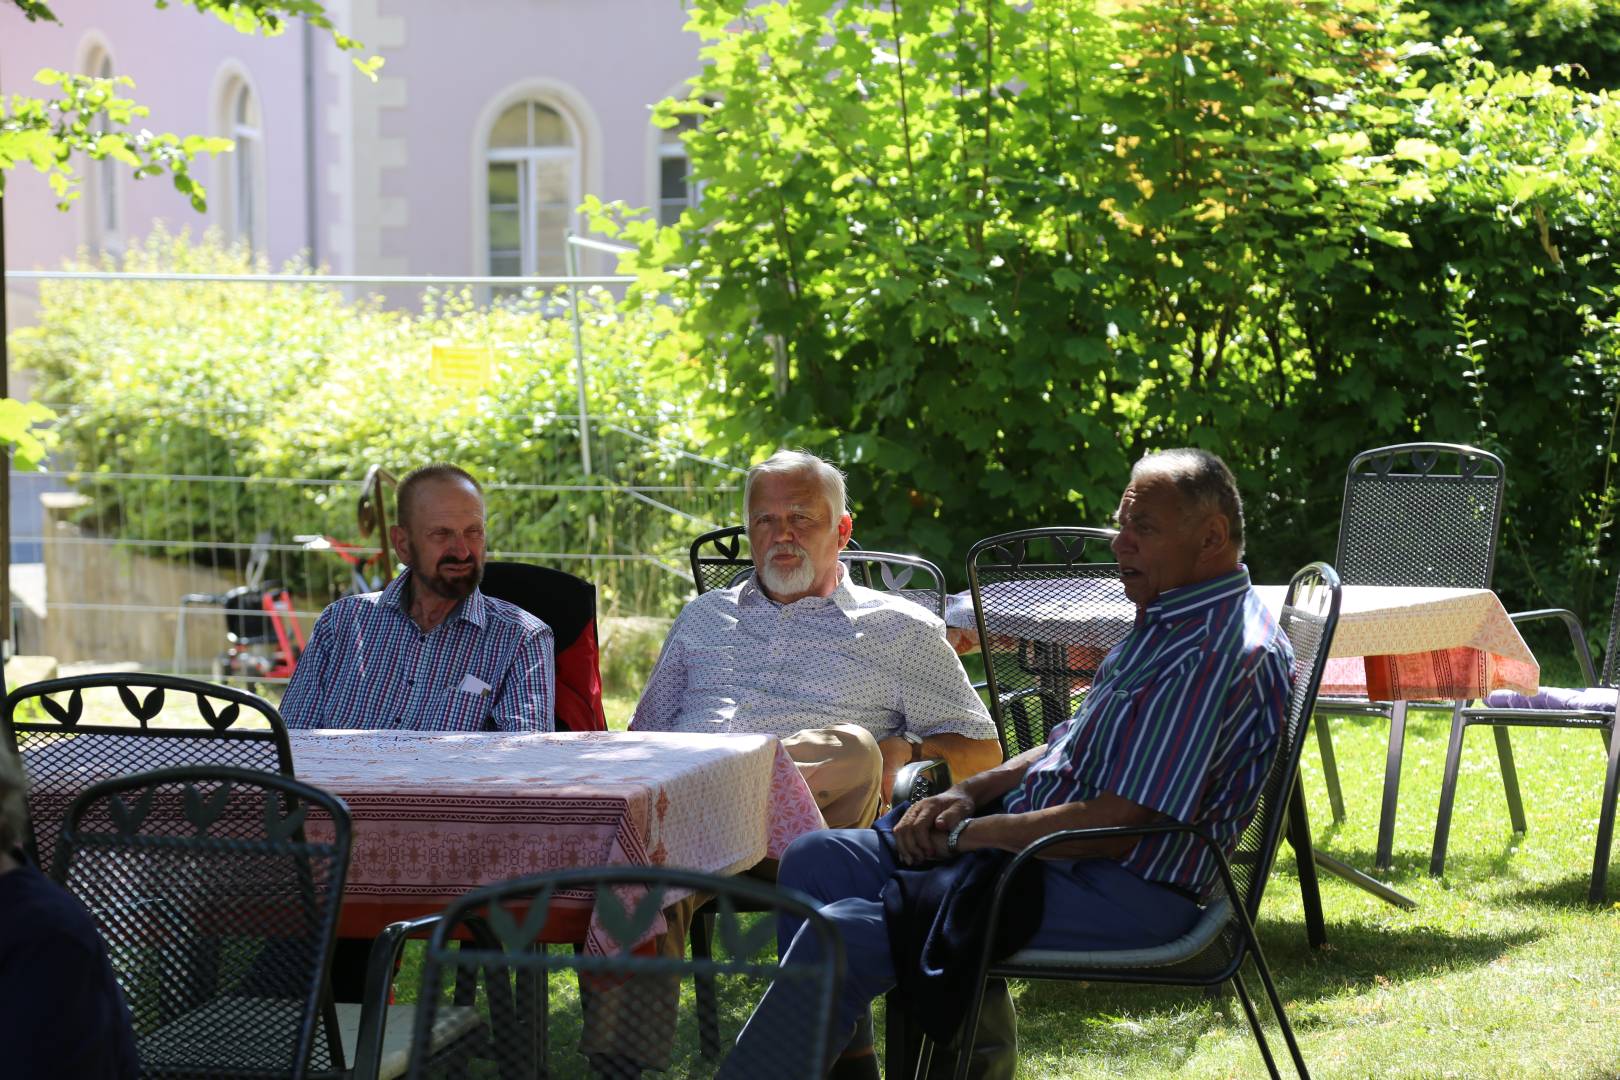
288,729,825,952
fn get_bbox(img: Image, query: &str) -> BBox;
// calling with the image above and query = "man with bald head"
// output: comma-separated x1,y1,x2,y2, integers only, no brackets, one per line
281,463,555,731
719,448,1294,1079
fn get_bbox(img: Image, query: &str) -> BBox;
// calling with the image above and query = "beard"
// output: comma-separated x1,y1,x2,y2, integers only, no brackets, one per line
756,541,817,597
411,552,484,602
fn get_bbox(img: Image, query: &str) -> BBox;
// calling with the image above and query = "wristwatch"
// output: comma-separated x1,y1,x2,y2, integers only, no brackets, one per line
946,817,973,856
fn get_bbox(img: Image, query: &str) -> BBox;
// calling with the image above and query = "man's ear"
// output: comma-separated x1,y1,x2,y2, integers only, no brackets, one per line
837,512,854,551
1200,512,1232,561
389,523,409,565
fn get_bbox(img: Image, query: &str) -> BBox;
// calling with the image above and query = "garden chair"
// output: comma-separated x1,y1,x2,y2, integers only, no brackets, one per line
1312,442,1512,872
479,560,607,732
902,562,1341,1080
965,526,1124,760
401,866,844,1079
54,765,350,1079
2,672,294,878
1430,572,1620,902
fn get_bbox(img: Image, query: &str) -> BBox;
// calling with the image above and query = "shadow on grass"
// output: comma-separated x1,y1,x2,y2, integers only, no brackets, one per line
1498,870,1611,908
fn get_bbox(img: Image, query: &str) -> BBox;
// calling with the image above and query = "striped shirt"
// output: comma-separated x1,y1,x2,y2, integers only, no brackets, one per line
1003,567,1292,896
280,569,555,732
630,569,997,743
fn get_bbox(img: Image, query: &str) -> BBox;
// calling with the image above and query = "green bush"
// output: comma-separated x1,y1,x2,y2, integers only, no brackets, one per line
11,230,720,615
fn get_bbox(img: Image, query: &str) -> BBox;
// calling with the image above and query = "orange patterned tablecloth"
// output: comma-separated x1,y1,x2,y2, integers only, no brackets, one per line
288,730,825,951
947,583,1539,702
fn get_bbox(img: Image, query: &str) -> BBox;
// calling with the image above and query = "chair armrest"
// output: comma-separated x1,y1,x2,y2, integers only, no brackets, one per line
893,758,953,805
1508,608,1598,686
348,914,447,1080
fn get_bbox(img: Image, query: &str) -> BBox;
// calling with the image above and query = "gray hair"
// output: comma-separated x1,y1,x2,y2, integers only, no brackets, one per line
0,741,28,856
744,449,849,521
1132,448,1246,557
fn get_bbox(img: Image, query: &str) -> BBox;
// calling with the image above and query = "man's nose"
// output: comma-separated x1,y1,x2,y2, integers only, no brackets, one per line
447,534,471,558
1112,530,1131,556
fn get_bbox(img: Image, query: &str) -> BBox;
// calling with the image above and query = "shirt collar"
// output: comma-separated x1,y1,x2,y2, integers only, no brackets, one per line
1141,565,1252,626
738,564,860,619
384,567,486,628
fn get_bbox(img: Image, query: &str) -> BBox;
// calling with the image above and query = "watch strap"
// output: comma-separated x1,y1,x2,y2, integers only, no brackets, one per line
946,816,973,855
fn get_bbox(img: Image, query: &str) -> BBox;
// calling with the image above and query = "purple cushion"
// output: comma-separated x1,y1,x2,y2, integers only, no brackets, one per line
1483,686,1618,712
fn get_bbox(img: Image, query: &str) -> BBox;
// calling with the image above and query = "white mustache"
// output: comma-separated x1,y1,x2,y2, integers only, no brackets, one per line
767,542,809,562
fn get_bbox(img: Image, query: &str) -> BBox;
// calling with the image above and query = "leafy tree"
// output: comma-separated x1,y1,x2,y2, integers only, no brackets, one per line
596,0,1620,632
1417,0,1620,87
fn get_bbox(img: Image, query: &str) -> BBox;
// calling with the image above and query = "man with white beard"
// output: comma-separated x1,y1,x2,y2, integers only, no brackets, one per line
631,448,1000,826
588,450,999,1077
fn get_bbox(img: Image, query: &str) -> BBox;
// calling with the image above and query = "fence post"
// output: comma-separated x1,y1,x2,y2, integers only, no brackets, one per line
564,232,593,479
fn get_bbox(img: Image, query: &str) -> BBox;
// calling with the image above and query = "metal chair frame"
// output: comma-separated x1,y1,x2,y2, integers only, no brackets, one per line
55,765,351,1080
966,526,1123,761
1430,576,1620,901
900,563,1341,1080
404,866,846,1080
1313,442,1512,872
3,672,295,878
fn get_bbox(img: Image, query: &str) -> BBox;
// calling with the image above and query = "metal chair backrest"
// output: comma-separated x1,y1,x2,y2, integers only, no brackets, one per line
55,765,351,1080
1335,442,1506,589
838,550,948,617
966,527,1124,759
690,524,862,594
1605,575,1620,689
404,866,844,1079
478,560,607,732
3,673,293,877
1230,563,1342,922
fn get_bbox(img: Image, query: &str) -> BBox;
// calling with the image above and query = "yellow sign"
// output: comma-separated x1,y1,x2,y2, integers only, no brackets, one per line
429,343,494,390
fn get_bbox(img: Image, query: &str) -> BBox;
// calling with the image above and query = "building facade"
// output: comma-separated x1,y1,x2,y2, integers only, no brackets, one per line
1,0,704,308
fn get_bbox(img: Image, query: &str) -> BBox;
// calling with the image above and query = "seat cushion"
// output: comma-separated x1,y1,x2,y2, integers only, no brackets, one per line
1002,896,1233,970
335,1001,483,1080
1483,686,1618,713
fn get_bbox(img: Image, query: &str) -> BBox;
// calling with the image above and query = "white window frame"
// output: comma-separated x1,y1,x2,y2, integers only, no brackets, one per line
83,47,122,255
484,101,580,278
228,82,262,251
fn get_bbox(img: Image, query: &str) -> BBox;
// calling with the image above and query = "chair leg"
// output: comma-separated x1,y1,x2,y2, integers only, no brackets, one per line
1230,972,1283,1080
1430,712,1470,878
1492,722,1527,834
1591,723,1620,904
691,910,721,1059
1314,714,1346,825
1286,771,1327,949
950,971,992,1080
1375,702,1409,872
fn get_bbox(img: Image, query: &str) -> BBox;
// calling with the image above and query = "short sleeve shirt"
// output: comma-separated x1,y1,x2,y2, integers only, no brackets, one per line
629,570,997,743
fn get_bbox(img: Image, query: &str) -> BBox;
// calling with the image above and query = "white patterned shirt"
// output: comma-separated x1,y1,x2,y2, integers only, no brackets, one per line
630,569,996,743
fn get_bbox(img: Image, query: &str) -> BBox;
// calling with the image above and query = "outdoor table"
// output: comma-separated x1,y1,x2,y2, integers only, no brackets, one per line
946,580,1541,938
286,729,826,952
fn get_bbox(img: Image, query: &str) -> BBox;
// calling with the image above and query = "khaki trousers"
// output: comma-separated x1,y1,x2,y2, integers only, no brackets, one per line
577,724,883,1068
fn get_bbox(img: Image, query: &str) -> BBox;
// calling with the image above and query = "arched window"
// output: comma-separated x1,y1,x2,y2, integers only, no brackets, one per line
84,48,120,254
486,101,578,277
225,80,263,251
657,112,703,228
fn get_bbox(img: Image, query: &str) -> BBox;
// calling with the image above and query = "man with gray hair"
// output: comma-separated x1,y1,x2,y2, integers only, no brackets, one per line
633,448,1001,825
0,743,140,1078
719,447,1293,1079
596,449,999,1075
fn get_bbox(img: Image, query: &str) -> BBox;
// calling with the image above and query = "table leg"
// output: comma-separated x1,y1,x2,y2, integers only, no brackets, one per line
1374,701,1409,872
1285,771,1327,949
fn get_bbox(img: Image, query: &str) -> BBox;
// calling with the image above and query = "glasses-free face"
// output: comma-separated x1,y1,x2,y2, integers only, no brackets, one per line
746,470,852,603
394,478,487,602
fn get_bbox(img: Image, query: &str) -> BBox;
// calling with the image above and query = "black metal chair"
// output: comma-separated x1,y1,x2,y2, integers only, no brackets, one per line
966,527,1125,760
53,765,351,1079
1312,442,1511,872
909,563,1342,1080
3,672,294,878
1430,571,1620,901
402,866,845,1079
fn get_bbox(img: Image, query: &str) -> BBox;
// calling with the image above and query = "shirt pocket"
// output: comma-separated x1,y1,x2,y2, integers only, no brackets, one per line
432,683,493,730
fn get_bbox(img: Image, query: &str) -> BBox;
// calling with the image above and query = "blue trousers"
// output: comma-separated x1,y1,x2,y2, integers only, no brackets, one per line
724,828,1202,1071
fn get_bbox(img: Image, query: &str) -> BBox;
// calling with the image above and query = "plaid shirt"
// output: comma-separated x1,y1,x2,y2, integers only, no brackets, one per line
280,569,555,732
1003,567,1292,895
630,569,996,743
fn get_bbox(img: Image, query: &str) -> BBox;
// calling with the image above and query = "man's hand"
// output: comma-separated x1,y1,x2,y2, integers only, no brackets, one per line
893,790,974,866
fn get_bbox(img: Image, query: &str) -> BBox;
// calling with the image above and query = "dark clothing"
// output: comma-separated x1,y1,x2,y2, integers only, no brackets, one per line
873,804,1044,1042
0,863,140,1080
